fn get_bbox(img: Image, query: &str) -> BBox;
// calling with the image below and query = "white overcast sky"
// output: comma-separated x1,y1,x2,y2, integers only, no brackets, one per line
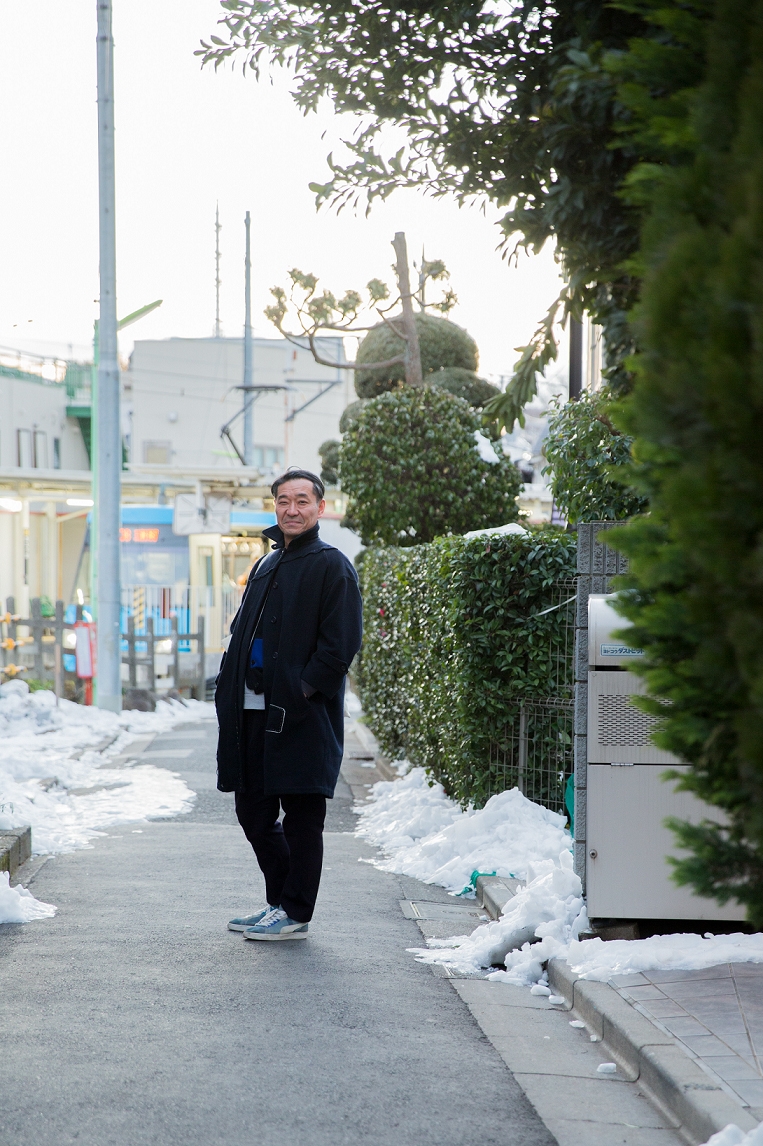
0,0,564,381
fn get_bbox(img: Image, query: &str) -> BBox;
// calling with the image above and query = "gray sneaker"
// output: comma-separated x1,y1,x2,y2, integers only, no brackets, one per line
243,907,309,941
228,907,276,932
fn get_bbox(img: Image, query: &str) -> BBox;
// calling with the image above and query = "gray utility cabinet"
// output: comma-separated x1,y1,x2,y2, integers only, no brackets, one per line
585,593,745,922
574,524,745,923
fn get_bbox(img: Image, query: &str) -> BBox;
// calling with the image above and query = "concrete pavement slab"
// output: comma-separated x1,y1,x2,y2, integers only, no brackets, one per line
0,722,555,1146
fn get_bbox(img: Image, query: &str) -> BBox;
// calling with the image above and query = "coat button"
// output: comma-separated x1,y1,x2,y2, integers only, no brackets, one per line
272,582,278,589
272,652,278,660
270,616,277,623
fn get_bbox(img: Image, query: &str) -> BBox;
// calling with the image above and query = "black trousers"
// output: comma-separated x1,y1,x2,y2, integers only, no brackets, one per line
235,710,326,923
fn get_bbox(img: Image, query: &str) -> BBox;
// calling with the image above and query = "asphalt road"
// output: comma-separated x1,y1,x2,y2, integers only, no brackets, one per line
0,719,555,1146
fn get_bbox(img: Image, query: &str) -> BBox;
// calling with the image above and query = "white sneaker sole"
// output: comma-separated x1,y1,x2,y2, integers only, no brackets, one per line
244,929,309,941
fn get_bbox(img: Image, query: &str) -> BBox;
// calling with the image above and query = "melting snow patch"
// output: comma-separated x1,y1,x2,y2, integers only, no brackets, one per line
565,931,763,982
355,767,571,894
700,1124,763,1146
0,871,56,924
414,848,588,980
0,680,215,854
358,762,763,989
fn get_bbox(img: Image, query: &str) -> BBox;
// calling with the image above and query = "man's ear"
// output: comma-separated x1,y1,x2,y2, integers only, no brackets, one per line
317,498,326,518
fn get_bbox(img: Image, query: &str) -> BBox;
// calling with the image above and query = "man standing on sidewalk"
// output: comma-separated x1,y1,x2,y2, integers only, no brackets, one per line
215,468,363,941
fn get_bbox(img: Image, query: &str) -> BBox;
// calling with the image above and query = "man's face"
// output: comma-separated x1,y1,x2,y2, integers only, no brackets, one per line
274,479,325,545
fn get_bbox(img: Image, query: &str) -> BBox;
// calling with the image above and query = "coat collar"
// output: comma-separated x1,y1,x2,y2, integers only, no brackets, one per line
262,521,322,557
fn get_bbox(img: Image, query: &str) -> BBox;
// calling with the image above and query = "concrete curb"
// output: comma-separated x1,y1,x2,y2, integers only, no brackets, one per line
0,827,32,880
474,874,522,918
547,958,758,1144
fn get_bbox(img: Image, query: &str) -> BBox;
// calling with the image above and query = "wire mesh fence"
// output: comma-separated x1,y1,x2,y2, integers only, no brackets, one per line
486,698,574,814
485,580,577,815
528,577,577,699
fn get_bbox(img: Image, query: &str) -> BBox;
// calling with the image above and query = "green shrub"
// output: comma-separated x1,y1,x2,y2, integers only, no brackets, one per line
317,439,340,486
354,313,478,398
357,531,577,805
543,391,646,524
338,400,367,434
23,678,54,693
339,387,521,547
607,1,763,925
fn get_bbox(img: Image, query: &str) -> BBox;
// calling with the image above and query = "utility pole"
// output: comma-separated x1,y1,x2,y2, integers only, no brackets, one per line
569,317,583,400
242,211,253,465
392,232,423,387
214,203,222,338
95,0,121,712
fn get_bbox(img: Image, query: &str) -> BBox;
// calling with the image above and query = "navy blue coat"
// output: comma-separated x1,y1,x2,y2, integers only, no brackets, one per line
215,522,363,798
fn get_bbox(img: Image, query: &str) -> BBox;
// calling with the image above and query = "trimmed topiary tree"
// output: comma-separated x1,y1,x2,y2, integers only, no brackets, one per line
543,390,647,523
317,439,340,486
339,386,521,546
354,314,478,398
338,399,367,434
427,366,498,408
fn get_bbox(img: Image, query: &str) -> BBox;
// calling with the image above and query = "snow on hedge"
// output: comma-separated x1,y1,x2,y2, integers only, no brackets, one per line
356,765,763,985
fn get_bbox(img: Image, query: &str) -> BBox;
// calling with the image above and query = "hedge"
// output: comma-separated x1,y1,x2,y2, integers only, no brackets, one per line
356,530,577,807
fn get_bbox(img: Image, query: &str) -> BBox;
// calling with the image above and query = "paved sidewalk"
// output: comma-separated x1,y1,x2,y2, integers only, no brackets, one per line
610,965,763,1116
0,719,552,1146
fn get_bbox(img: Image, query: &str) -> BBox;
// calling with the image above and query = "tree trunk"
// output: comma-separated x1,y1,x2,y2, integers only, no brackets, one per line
392,232,423,387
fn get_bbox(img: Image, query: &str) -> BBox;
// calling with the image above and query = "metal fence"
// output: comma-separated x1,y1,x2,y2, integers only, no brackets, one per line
485,579,577,815
120,585,243,651
487,698,574,814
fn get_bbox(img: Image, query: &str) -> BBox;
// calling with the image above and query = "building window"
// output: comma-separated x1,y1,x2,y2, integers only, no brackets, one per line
143,440,172,465
34,431,48,469
17,429,32,468
253,446,285,469
53,438,61,469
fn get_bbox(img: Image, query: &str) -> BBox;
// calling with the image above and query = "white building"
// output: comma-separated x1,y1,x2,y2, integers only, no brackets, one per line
0,336,361,628
125,335,353,479
0,366,90,473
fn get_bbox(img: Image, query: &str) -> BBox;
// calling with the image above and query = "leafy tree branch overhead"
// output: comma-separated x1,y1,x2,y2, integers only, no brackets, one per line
264,231,455,386
199,0,709,428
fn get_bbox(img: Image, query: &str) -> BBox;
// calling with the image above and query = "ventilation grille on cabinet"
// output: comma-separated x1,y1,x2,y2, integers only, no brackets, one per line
598,694,658,746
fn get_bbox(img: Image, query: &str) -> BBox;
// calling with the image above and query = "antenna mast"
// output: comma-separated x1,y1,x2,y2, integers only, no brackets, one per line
214,203,222,338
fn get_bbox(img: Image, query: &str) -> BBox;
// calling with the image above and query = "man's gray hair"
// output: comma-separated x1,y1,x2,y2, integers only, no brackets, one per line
271,467,325,503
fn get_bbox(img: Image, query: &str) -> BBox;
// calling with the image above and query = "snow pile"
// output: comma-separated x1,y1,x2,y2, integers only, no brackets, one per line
464,522,528,540
355,767,571,894
360,764,763,987
700,1123,763,1146
414,849,588,982
565,931,763,983
0,680,215,854
0,871,56,924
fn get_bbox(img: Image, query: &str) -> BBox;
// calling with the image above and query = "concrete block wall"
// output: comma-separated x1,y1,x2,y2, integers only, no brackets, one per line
573,523,629,890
